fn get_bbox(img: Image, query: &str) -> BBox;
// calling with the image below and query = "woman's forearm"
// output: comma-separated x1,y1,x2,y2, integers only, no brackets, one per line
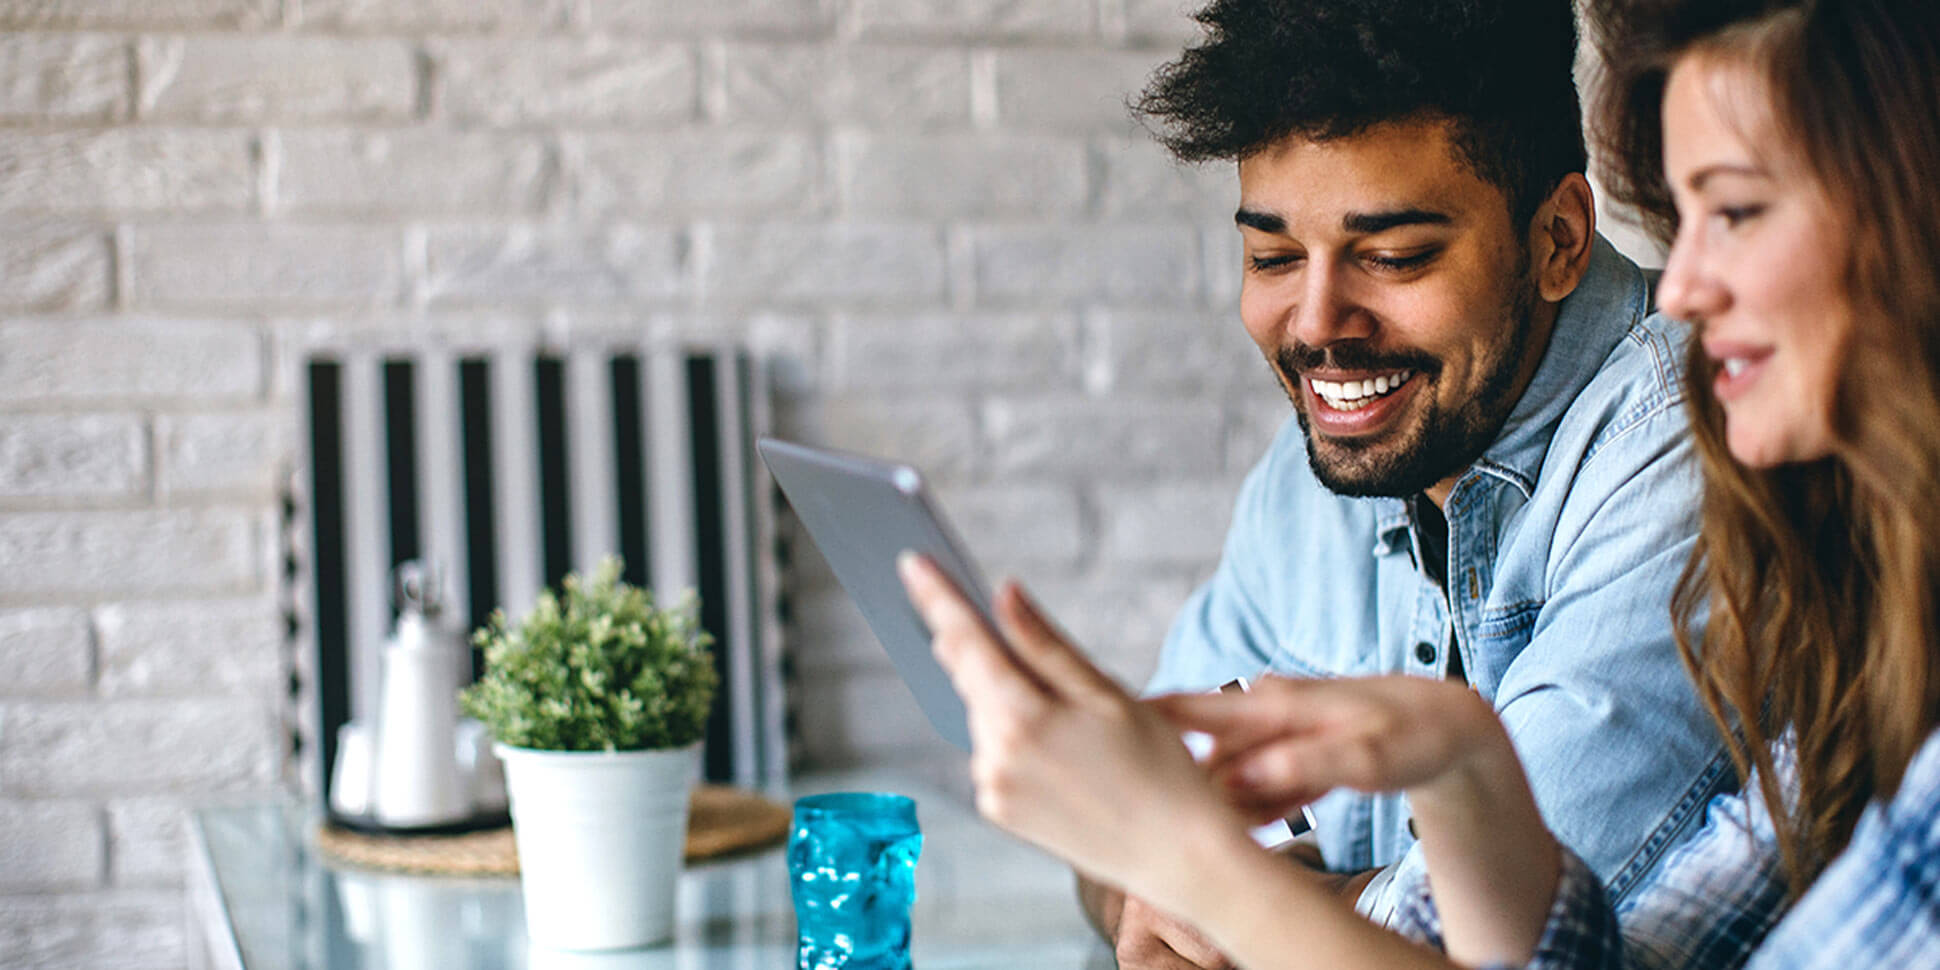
1406,712,1560,967
1159,825,1465,970
1152,676,1563,969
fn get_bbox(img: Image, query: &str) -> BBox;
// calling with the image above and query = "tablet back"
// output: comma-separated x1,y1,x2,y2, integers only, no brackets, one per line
757,438,989,751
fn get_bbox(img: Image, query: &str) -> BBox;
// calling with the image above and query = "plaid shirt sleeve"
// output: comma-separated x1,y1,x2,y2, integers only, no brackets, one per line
1393,846,1626,970
1396,731,1940,970
1745,728,1940,969
1393,766,1790,970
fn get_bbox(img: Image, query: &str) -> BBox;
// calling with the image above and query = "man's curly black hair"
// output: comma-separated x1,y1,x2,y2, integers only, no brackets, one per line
1134,0,1587,228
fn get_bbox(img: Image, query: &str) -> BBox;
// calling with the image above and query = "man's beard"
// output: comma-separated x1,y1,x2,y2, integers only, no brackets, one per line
1277,272,1541,499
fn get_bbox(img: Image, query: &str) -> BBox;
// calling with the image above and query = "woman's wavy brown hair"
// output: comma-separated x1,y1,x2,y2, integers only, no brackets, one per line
1588,0,1940,890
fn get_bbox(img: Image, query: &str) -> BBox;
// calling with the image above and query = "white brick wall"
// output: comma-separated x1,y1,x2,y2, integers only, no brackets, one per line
573,130,823,216
717,43,972,125
827,310,1081,389
0,801,105,890
969,222,1202,303
0,129,256,212
135,35,418,123
0,508,261,596
0,414,147,499
0,608,92,694
94,598,282,696
126,223,406,307
0,33,127,121
423,222,686,304
433,37,699,126
298,0,564,32
0,1,1291,965
0,221,113,308
0,318,265,403
849,0,1091,40
833,131,1087,217
0,892,186,970
275,129,555,216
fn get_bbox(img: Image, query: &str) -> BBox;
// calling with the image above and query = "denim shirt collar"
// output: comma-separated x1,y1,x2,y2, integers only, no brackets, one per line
1372,235,1649,548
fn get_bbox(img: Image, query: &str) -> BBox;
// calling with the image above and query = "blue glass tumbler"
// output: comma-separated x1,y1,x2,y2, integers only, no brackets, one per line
788,792,923,970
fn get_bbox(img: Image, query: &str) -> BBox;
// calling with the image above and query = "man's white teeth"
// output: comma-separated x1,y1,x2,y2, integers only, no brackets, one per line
1722,358,1748,377
1309,370,1413,411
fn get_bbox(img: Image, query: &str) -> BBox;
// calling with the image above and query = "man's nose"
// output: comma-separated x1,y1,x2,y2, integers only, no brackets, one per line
1656,232,1730,324
1290,261,1376,348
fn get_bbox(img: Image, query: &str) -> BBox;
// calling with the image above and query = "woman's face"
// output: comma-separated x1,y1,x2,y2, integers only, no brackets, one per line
1657,55,1854,469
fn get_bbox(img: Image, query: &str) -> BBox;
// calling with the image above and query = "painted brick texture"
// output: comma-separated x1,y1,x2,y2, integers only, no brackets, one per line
0,0,1292,964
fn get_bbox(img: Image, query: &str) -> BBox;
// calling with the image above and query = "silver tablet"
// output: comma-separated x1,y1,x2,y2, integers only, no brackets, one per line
757,437,989,751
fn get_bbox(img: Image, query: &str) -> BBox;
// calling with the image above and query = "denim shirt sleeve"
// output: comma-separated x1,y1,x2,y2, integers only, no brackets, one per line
1366,401,1729,926
1145,419,1305,696
1484,401,1731,902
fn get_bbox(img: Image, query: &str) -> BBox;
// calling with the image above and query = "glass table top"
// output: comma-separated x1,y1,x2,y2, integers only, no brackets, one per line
190,769,1113,970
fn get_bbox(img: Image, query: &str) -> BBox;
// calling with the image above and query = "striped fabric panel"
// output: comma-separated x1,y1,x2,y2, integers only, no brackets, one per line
291,345,786,805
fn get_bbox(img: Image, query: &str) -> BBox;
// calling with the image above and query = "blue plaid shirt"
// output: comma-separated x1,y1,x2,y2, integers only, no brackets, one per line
1397,727,1940,969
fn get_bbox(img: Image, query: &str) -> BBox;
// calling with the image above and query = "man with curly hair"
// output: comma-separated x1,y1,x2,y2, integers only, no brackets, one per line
1093,0,1731,966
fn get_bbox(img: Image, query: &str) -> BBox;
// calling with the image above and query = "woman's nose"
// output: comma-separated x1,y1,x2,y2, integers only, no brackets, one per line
1656,234,1731,324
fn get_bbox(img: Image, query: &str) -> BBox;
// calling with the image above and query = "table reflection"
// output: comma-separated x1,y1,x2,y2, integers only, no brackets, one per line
190,771,1111,970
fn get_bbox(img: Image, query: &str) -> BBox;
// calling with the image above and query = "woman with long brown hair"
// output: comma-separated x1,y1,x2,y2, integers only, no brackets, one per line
900,0,1940,966
1599,0,1940,900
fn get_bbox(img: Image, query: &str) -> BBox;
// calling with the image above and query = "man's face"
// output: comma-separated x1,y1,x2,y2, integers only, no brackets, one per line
1236,119,1552,500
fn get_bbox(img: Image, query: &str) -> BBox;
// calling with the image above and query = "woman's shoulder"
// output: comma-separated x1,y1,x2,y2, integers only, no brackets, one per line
1751,726,1940,962
1882,725,1940,830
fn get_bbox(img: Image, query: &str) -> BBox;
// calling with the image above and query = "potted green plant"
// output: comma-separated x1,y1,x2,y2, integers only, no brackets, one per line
460,557,718,951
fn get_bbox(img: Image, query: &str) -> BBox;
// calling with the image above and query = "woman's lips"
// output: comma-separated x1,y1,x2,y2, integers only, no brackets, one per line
1704,341,1775,403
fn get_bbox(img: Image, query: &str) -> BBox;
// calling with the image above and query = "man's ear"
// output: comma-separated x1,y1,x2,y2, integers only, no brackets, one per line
1529,172,1596,303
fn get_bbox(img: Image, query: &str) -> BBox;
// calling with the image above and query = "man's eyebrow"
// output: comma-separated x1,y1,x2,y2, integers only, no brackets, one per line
1341,208,1452,234
1234,208,1286,233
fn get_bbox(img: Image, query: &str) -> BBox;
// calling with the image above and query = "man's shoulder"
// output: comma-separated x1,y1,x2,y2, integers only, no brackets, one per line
1556,308,1694,467
1524,307,1700,556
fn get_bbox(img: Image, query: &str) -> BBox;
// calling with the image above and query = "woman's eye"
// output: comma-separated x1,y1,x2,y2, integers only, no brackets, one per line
1713,204,1766,229
1364,249,1437,272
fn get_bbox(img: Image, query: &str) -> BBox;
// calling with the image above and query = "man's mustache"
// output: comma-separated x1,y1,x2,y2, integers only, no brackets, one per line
1277,342,1441,377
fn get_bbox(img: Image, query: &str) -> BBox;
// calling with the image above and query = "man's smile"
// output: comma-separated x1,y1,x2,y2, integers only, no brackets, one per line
1297,366,1426,439
1305,368,1417,411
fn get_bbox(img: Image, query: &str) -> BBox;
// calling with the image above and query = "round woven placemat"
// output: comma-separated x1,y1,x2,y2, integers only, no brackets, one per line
314,785,792,876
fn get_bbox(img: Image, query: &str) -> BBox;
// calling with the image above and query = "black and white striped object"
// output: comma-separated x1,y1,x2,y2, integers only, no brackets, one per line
291,346,784,800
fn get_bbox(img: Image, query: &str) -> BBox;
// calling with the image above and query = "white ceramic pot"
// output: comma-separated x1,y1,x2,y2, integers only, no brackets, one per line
495,743,699,950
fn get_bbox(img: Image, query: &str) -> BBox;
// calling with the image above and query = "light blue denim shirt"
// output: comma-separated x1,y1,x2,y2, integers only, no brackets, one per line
1147,237,1732,917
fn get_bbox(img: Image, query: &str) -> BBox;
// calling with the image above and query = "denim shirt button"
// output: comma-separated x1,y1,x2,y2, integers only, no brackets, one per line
1413,641,1437,665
